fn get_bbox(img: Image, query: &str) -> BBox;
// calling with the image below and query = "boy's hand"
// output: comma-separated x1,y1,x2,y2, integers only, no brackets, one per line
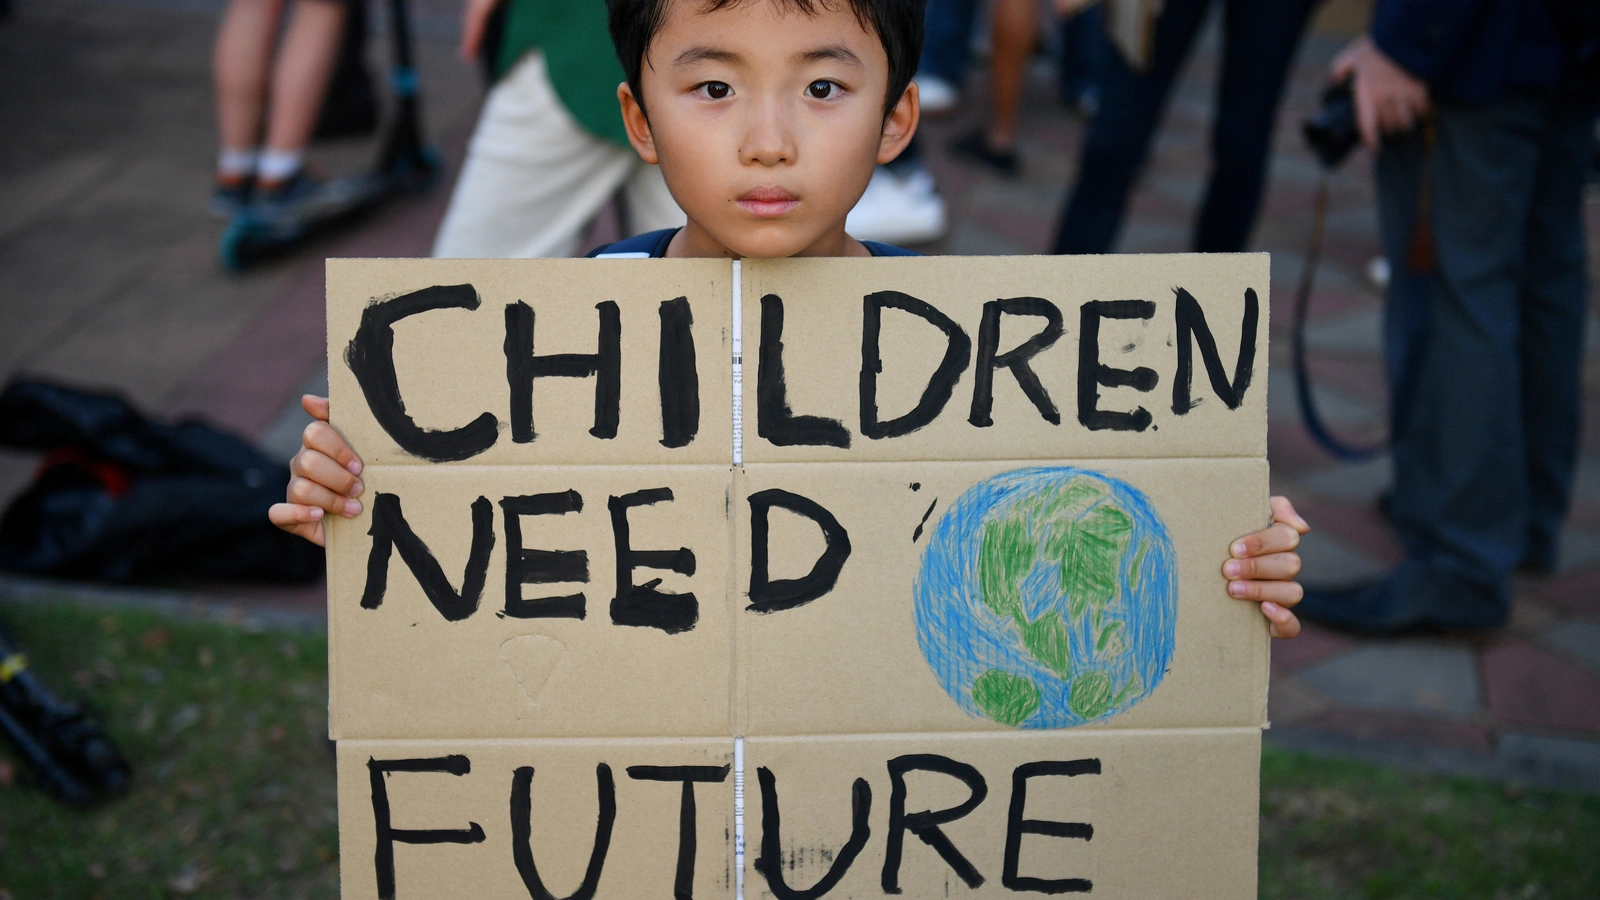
267,395,364,548
1223,496,1308,640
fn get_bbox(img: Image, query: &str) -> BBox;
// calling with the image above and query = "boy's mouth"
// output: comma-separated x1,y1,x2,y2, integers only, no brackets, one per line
736,186,800,218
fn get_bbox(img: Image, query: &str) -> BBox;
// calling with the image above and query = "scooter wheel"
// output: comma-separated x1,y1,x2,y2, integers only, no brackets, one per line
218,218,252,272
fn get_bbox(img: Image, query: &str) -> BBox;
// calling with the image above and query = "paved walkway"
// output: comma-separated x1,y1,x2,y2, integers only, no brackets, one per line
2,0,1597,791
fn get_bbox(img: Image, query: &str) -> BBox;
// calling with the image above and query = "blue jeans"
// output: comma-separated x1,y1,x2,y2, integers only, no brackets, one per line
1052,0,1320,253
1380,92,1596,616
919,0,979,84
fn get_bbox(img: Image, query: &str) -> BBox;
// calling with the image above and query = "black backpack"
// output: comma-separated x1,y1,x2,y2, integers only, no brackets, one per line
0,380,322,584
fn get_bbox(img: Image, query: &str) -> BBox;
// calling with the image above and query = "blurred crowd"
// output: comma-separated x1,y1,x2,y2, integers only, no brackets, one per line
202,0,1597,638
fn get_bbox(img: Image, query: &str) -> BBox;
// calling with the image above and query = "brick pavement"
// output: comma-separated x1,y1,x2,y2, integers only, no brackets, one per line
2,0,1598,790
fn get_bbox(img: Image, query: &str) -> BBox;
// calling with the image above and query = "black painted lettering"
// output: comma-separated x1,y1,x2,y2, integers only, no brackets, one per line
361,493,494,622
609,488,698,633
345,284,499,462
368,755,485,900
500,491,587,620
504,300,621,443
1076,301,1159,432
969,298,1064,427
658,297,700,448
757,293,851,448
511,764,616,900
1002,759,1099,894
746,489,851,614
627,765,732,900
859,291,972,439
754,767,871,900
1171,287,1258,414
881,754,988,893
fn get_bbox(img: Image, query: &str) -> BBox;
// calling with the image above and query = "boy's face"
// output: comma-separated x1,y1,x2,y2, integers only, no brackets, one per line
620,0,918,258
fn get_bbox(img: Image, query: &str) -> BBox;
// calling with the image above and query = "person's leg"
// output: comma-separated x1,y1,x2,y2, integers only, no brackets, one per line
1387,100,1550,622
1301,101,1547,633
1056,4,1104,110
259,0,348,176
1193,0,1319,252
1374,128,1431,508
214,0,285,156
432,50,638,259
1052,0,1212,254
984,0,1039,151
919,0,980,85
1517,98,1597,569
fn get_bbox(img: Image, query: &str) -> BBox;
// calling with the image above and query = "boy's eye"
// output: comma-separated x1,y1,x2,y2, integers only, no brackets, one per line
700,81,732,100
807,80,839,100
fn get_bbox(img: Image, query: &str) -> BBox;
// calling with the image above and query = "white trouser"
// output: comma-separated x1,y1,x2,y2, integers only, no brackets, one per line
431,50,684,259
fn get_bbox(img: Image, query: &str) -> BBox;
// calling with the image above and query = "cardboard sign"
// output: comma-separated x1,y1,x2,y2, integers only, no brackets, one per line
326,253,1270,899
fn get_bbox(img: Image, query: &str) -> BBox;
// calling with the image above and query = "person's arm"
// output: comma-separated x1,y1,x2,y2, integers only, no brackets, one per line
267,395,363,548
1223,496,1309,640
1367,0,1490,89
459,0,504,62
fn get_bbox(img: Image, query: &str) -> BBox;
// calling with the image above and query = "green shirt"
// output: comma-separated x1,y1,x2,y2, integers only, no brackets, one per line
496,0,632,149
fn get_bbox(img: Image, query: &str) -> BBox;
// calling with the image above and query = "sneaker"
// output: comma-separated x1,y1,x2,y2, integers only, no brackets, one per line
1297,561,1510,636
914,73,959,115
949,129,1020,176
846,164,948,245
210,174,253,220
251,168,368,225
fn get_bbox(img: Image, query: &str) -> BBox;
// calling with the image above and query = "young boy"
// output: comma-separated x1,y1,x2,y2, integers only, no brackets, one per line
270,0,1309,639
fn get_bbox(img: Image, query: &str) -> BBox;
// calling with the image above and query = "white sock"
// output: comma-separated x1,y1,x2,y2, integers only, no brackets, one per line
257,149,304,184
217,148,258,180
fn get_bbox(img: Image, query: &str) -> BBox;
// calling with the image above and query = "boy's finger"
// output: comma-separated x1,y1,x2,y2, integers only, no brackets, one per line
1261,602,1301,640
1268,495,1310,534
302,420,363,475
288,476,363,518
268,503,327,547
301,394,331,422
1231,521,1302,558
294,447,363,498
1222,551,1302,583
1227,579,1304,606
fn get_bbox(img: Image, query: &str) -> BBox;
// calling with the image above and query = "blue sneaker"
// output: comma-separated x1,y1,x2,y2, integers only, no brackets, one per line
251,168,366,226
210,174,253,220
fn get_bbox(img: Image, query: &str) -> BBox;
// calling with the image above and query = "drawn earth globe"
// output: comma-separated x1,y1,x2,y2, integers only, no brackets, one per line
913,467,1177,728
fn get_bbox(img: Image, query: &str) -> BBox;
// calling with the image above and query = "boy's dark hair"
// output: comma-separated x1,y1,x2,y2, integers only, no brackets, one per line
607,0,925,119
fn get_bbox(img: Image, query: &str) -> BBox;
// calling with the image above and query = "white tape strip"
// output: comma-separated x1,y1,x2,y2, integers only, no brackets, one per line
732,259,743,467
734,735,746,900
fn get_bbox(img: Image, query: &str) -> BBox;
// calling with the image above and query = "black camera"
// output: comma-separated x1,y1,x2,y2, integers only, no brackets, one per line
1303,79,1360,170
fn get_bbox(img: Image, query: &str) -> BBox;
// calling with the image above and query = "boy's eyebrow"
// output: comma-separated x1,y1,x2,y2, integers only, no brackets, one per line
799,44,865,68
673,45,742,66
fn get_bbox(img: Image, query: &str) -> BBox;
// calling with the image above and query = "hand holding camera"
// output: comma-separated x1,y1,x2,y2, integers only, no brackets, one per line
1330,36,1430,151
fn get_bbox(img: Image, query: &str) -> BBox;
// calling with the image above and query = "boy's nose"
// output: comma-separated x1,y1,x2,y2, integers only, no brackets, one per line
739,99,797,167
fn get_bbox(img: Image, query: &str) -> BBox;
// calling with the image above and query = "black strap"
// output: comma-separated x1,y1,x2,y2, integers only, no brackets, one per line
1291,173,1384,462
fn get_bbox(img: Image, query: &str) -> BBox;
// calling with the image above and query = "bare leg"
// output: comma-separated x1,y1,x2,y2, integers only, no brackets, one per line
987,0,1038,150
262,0,348,154
213,0,286,153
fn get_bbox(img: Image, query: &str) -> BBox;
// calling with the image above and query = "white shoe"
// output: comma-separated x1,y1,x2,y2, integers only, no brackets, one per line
1366,256,1391,293
847,165,948,245
914,74,959,114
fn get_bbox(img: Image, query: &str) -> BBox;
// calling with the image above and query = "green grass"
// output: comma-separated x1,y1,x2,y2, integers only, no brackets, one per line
1260,747,1600,899
2,599,1598,899
0,600,337,899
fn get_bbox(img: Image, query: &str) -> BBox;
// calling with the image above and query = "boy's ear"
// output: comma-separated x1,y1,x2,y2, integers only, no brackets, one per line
618,83,660,165
876,81,921,165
